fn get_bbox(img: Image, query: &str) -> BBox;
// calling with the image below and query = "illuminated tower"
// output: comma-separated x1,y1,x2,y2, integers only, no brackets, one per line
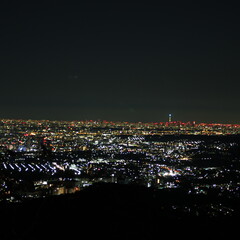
168,114,172,122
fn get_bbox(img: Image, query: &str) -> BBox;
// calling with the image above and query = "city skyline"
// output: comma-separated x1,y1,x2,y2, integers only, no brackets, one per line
1,118,240,205
0,2,239,123
0,115,240,125
1,107,239,239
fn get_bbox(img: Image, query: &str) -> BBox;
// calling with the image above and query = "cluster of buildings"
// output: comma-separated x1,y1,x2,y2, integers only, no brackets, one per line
0,118,239,217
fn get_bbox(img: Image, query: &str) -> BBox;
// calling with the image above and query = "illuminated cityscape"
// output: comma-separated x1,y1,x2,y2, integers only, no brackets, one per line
0,118,239,238
0,118,239,198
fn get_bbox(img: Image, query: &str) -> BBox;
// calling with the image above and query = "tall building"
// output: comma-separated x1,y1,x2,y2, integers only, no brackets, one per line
168,114,172,122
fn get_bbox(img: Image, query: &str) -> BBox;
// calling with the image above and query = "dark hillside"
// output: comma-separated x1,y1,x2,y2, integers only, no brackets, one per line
0,183,239,240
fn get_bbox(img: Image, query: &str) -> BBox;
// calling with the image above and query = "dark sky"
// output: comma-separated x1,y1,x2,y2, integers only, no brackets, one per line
0,1,239,123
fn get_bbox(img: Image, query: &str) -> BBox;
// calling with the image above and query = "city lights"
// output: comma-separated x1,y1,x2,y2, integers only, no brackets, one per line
0,118,239,239
0,118,239,204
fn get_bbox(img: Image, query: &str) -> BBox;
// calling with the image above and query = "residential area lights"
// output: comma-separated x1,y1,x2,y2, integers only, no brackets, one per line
0,118,239,219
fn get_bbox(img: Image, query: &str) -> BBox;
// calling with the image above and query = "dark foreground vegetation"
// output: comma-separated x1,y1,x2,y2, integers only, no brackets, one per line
1,182,239,240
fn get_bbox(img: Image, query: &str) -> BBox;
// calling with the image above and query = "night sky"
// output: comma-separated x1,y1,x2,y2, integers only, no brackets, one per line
0,1,239,123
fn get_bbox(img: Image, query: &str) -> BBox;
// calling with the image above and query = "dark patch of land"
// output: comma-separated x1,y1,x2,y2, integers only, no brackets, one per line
0,182,239,240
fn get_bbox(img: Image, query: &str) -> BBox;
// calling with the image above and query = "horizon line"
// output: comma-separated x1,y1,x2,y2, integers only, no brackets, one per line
1,118,240,126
